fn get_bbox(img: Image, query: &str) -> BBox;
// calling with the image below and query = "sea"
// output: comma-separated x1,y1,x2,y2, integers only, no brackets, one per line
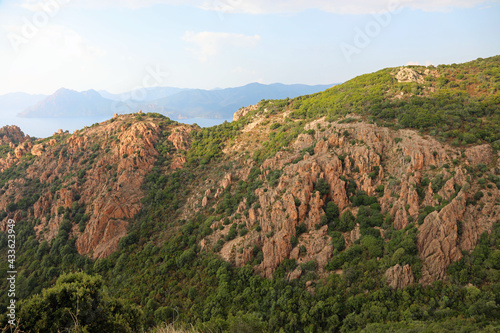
0,113,230,139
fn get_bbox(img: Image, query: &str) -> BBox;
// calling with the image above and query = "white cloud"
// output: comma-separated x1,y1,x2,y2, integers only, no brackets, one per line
17,0,494,14
4,24,105,58
0,24,107,93
182,31,260,62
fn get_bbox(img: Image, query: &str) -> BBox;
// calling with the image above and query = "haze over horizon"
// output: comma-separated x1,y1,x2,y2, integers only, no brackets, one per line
0,0,499,96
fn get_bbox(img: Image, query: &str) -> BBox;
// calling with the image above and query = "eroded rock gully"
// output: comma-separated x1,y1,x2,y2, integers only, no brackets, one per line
202,120,499,283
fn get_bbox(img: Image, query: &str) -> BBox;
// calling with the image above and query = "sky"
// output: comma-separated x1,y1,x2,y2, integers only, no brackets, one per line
0,0,499,95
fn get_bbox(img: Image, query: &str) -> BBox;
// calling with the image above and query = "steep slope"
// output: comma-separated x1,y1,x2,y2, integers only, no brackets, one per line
0,125,30,171
0,125,28,146
0,113,194,258
1,56,499,332
195,112,499,284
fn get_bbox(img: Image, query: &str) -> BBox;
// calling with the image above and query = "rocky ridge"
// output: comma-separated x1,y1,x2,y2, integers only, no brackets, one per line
1,110,498,288
0,114,193,258
1,58,499,290
200,114,500,286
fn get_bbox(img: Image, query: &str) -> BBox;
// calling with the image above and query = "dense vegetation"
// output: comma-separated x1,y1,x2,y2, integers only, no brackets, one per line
290,56,500,149
4,205,499,332
0,56,499,332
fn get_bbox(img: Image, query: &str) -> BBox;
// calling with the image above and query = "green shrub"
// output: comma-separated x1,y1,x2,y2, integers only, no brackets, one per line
314,178,330,196
338,210,356,232
18,272,142,332
325,201,339,223
330,231,345,251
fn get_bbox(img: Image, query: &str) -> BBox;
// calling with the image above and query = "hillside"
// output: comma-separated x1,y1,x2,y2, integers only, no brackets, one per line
0,56,499,332
18,88,115,118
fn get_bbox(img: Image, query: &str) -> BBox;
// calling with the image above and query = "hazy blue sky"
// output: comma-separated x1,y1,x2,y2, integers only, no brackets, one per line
0,0,499,95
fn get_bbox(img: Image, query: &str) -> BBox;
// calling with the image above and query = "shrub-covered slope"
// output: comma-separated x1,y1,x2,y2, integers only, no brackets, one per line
0,56,499,332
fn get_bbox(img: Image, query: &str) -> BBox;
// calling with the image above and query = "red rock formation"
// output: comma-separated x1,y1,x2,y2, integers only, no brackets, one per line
289,225,333,271
233,104,259,122
465,144,493,166
385,264,415,289
2,110,498,283
0,115,195,259
201,118,499,280
417,192,466,284
31,144,45,156
0,125,28,145
167,126,192,151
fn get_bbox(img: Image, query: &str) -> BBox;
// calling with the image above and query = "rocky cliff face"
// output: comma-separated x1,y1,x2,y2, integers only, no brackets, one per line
0,125,28,145
200,114,499,284
385,264,415,289
0,125,30,172
0,114,193,258
0,107,498,286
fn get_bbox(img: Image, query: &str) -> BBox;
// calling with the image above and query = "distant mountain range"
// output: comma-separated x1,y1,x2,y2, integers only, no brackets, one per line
140,83,335,119
5,83,334,119
0,92,47,113
98,87,188,102
18,88,114,118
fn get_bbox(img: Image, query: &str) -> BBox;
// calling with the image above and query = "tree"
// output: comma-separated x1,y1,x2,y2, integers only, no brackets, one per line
330,231,345,251
361,235,384,259
338,210,356,232
18,272,142,332
314,178,330,196
325,202,339,223
6,202,17,212
36,240,50,260
227,312,265,333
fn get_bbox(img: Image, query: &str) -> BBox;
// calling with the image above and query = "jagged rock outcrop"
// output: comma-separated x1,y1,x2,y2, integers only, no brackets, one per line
233,104,259,122
14,141,33,159
0,115,194,259
465,144,493,166
417,192,467,284
31,144,45,156
289,225,333,271
167,126,192,151
76,196,137,258
73,120,161,258
385,264,415,289
215,173,233,198
460,193,500,253
388,174,420,230
1,106,498,283
202,117,499,280
0,125,28,145
395,67,424,84
0,125,31,172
